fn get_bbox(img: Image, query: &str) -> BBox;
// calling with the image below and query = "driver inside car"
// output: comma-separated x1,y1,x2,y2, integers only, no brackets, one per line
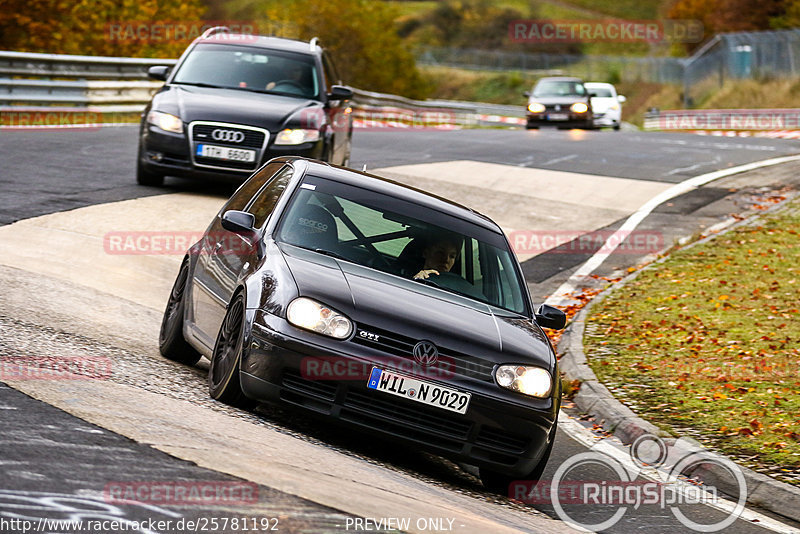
413,234,462,280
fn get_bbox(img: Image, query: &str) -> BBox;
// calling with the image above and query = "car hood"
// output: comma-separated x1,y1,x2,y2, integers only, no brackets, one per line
152,85,321,130
280,245,553,367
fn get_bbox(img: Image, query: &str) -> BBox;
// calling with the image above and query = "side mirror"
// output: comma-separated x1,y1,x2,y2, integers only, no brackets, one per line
588,92,598,98
327,85,353,100
221,210,256,234
535,304,567,330
618,95,627,103
523,91,531,97
147,66,170,81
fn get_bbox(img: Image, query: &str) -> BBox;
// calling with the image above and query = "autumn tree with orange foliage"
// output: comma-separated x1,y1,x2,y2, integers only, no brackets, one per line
670,0,790,51
0,0,206,58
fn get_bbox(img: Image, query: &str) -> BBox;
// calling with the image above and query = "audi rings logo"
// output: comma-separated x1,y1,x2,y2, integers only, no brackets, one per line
211,129,245,143
413,341,439,367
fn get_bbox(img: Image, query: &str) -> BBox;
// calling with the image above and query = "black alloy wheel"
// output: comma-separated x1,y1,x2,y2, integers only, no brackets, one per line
159,259,202,364
208,292,253,408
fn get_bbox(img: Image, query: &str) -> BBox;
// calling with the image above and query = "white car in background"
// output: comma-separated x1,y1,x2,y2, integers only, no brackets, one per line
585,82,626,130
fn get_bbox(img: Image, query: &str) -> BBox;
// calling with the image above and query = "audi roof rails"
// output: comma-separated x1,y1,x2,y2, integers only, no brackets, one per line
309,37,320,51
201,26,231,39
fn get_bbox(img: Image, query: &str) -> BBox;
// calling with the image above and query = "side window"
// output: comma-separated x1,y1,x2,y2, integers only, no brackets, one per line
224,162,285,212
321,53,341,93
246,166,294,228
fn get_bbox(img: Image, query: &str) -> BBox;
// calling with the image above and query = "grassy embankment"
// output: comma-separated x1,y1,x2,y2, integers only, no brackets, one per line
583,197,800,484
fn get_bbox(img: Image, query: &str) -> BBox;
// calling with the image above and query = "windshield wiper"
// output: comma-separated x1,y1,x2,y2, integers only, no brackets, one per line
313,248,349,261
172,81,225,89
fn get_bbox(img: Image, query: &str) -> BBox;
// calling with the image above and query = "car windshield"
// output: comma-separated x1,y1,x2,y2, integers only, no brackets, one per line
588,86,614,97
172,43,319,99
533,80,587,97
275,176,530,315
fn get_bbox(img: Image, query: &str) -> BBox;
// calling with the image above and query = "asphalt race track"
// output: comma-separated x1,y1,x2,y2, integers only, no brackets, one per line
2,125,800,533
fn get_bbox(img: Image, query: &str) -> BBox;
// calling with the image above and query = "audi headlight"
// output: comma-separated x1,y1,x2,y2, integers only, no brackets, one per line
570,102,589,114
274,129,321,145
495,365,552,398
528,102,546,113
286,297,352,339
147,111,183,134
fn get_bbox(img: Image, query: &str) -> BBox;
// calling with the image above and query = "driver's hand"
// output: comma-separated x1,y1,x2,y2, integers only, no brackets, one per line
414,269,439,280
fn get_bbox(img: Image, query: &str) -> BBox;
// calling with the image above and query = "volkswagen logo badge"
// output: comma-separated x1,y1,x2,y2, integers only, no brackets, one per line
211,129,245,143
413,340,438,367
554,104,561,111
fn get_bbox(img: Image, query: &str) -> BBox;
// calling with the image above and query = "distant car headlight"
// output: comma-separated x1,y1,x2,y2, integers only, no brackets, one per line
495,365,552,397
275,129,321,145
570,102,589,114
287,297,353,339
147,111,183,134
528,102,546,113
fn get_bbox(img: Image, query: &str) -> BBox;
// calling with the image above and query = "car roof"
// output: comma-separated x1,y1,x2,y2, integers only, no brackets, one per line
536,76,584,83
195,34,321,56
585,82,614,88
276,158,504,235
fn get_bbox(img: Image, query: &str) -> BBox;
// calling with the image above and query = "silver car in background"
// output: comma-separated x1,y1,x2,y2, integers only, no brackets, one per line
585,82,626,130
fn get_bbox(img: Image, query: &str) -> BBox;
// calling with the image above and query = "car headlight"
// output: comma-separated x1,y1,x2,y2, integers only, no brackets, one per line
274,128,321,145
570,102,589,114
286,297,353,339
147,111,183,134
527,102,546,113
495,365,552,398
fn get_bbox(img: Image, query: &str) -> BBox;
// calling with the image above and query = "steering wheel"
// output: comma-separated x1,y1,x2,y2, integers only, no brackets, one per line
271,80,305,93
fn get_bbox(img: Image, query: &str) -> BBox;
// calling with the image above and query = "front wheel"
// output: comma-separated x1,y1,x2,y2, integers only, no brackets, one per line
159,259,201,364
208,292,253,408
137,157,164,186
479,421,557,494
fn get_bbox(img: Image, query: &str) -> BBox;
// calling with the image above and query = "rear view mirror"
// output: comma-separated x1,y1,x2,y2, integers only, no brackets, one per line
221,210,256,234
535,304,567,330
328,85,353,100
147,66,170,81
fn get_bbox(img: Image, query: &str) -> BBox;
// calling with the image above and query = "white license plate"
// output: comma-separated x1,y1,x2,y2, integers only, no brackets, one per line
367,367,470,414
548,113,569,121
196,144,256,162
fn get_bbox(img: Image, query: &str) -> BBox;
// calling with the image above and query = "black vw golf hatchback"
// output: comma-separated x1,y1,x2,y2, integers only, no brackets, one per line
159,157,566,491
137,28,353,186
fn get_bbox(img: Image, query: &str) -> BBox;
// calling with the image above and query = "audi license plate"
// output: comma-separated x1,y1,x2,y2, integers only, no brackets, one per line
547,113,569,121
196,144,256,162
367,367,470,414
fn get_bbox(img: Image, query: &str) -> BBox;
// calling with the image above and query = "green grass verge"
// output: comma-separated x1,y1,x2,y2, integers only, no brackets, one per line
584,197,800,484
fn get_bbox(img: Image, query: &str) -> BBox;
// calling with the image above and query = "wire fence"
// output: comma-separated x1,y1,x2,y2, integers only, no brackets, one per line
419,30,800,108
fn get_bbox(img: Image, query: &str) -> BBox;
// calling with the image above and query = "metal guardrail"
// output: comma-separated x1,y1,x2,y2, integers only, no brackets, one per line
0,50,525,128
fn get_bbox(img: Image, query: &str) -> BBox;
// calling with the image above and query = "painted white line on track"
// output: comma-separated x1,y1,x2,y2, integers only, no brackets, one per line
557,413,800,533
545,154,800,307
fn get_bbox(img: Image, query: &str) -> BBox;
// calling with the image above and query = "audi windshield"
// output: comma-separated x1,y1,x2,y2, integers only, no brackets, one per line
172,43,321,99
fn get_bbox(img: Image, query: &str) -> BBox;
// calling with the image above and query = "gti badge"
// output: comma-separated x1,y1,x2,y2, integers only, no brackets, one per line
358,330,380,342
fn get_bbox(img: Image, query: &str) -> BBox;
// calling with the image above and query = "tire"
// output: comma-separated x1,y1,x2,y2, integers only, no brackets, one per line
613,123,621,131
525,124,539,130
159,259,202,364
479,421,557,494
136,154,164,186
208,292,253,408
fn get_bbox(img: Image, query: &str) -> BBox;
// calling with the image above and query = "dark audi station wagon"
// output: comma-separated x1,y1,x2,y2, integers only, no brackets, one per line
159,157,566,491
